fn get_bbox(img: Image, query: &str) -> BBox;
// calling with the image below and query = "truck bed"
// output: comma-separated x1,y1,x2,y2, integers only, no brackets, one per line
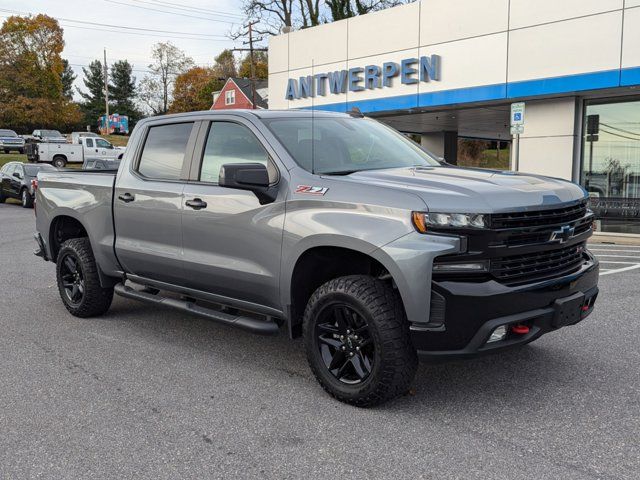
35,169,121,277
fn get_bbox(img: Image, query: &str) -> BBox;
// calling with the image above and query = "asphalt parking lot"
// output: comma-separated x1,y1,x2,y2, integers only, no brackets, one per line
1,203,639,480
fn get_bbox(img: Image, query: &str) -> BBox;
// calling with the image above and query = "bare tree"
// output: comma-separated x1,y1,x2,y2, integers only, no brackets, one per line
239,0,412,34
138,42,194,115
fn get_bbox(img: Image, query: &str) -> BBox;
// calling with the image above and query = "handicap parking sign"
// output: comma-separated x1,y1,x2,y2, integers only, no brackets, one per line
511,102,525,127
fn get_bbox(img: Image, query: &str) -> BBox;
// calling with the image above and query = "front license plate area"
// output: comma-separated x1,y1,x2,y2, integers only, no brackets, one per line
552,292,585,328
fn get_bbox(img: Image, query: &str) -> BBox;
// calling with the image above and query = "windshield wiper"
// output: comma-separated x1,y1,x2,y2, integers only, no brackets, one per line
319,170,359,176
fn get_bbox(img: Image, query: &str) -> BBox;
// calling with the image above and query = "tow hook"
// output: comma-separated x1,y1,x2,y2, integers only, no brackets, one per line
510,324,530,335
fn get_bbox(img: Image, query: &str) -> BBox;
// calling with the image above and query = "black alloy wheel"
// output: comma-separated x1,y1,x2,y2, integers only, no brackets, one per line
315,304,374,384
55,238,114,317
59,253,85,306
303,275,418,407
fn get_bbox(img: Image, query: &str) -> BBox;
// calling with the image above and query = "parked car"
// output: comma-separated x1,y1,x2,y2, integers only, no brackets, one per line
26,136,125,168
82,157,121,170
71,132,100,144
0,162,56,208
0,129,26,154
31,130,67,144
33,110,599,407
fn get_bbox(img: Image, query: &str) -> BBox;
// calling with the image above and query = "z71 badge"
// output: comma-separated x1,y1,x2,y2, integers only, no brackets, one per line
295,185,329,195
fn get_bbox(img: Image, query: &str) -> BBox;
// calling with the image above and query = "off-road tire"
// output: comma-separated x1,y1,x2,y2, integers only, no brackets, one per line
303,275,418,407
21,188,33,208
56,238,113,317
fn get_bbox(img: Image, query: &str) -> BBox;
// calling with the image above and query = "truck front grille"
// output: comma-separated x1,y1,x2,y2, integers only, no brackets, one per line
491,201,587,229
490,243,586,284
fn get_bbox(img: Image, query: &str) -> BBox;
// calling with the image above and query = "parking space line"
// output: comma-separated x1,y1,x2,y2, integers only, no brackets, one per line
598,261,639,264
594,254,640,258
589,249,640,253
601,264,640,276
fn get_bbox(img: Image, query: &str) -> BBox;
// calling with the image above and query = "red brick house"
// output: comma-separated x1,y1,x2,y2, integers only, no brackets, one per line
211,77,268,110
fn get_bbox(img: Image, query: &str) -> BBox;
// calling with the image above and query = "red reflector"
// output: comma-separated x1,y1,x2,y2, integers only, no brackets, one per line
581,305,590,312
511,324,530,335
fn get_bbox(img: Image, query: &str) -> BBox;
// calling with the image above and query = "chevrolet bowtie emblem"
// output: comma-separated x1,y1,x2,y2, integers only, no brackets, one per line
550,225,575,243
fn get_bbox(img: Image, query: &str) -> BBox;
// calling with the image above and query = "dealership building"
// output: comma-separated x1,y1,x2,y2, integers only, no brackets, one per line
268,0,640,234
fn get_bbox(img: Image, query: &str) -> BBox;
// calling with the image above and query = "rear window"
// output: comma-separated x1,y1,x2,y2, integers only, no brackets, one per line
137,123,194,180
24,164,55,176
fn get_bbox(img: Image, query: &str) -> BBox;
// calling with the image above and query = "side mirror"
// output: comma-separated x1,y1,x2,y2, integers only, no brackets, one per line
219,162,276,204
13,172,21,179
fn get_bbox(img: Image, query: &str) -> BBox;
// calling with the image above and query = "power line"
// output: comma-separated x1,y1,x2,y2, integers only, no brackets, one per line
58,22,235,42
600,128,640,142
601,122,640,138
101,0,241,24
0,7,230,38
131,0,244,19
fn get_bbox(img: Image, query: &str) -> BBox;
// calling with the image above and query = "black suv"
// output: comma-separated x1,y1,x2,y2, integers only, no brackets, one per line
0,162,56,208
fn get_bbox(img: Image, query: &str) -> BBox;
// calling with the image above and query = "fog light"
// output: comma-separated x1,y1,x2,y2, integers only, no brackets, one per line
487,325,507,343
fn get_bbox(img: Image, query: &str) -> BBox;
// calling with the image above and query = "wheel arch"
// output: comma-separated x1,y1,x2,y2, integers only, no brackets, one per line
282,235,407,338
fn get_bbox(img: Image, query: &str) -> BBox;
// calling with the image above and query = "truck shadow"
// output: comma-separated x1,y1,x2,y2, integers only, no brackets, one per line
107,296,594,413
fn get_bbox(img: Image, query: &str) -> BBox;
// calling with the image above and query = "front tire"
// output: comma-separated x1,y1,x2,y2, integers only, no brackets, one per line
56,238,114,317
21,188,33,208
303,275,418,407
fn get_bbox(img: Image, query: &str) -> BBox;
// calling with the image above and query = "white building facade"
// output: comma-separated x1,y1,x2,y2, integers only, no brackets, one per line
269,0,640,235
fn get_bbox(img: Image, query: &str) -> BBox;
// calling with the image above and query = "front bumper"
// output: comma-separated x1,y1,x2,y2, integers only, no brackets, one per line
411,253,599,358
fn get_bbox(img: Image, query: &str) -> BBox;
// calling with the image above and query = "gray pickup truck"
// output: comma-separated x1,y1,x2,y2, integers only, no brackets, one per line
34,110,599,406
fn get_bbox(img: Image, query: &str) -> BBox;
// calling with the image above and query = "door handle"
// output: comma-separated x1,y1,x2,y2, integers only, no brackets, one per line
185,198,207,210
118,192,135,203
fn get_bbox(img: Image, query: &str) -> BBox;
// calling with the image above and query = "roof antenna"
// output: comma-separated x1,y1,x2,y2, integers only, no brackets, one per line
311,58,316,175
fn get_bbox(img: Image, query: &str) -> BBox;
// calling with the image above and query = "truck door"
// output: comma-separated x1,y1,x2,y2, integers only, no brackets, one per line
113,121,198,285
95,138,113,159
180,119,285,309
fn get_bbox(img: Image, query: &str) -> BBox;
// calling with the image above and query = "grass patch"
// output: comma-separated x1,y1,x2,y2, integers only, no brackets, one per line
0,153,27,167
103,135,129,147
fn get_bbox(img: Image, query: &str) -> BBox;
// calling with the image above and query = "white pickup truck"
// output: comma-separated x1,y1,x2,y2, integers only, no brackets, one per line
27,136,125,168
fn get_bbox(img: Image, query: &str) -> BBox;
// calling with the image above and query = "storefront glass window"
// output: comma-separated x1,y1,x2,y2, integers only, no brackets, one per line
582,99,640,234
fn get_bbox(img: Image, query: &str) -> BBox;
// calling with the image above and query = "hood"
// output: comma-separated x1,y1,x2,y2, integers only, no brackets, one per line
0,136,24,142
345,166,586,213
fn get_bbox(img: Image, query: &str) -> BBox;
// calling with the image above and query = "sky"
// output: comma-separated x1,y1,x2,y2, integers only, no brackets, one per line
0,0,251,100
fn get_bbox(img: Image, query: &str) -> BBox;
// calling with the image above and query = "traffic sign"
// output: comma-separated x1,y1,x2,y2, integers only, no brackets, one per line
510,124,524,135
511,102,525,126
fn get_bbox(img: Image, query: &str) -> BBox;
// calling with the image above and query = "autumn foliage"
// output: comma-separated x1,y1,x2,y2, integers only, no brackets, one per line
0,15,82,132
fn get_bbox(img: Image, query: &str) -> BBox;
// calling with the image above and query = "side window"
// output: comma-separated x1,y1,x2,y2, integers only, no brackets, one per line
96,139,111,148
4,165,15,176
85,138,94,148
137,122,194,180
15,165,23,178
199,122,273,184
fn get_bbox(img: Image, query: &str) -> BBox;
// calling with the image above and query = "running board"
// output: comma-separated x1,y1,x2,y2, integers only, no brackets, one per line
114,283,279,336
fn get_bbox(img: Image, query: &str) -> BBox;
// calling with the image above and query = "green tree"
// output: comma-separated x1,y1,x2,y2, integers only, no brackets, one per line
110,60,140,123
213,49,237,79
169,67,223,113
238,51,268,80
77,60,106,127
60,59,76,100
0,14,81,132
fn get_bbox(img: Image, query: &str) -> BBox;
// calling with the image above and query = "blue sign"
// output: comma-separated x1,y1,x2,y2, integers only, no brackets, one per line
285,54,441,100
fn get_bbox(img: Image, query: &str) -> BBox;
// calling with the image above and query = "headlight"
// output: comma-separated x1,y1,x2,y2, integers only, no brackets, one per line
433,261,489,273
412,211,488,232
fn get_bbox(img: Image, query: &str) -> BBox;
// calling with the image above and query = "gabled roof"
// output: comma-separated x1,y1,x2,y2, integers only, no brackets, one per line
228,77,268,109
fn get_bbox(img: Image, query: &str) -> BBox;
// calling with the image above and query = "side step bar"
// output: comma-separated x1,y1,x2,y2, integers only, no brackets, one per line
114,283,279,336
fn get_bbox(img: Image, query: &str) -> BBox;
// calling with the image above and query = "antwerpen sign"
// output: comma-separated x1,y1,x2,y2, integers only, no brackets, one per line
285,54,441,100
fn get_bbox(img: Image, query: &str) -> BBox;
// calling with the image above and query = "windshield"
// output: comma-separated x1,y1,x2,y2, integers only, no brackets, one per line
263,117,440,174
42,130,63,137
0,129,17,137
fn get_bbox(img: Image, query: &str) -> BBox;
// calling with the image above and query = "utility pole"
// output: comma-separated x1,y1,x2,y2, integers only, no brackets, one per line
103,48,109,134
232,21,267,110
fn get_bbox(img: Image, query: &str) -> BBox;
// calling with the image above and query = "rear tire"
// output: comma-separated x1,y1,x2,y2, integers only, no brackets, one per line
303,275,418,407
52,156,66,168
56,238,114,317
21,188,33,208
